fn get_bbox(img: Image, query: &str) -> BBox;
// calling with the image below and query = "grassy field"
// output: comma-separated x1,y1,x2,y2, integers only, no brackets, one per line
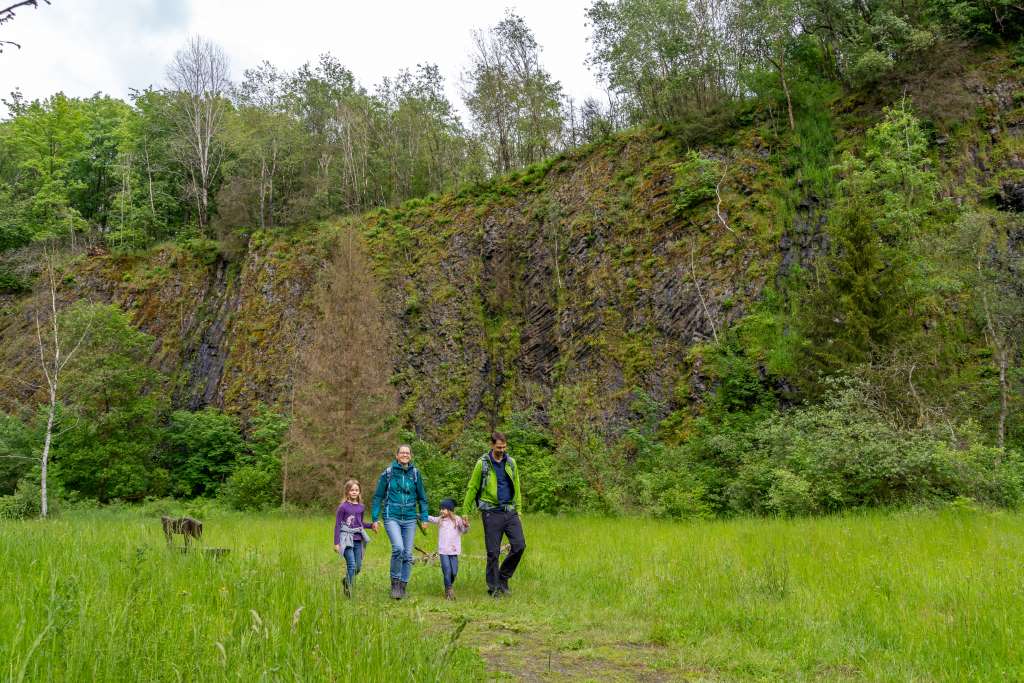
2,507,1023,682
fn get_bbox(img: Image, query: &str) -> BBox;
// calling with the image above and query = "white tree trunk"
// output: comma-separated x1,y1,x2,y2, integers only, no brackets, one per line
40,389,55,518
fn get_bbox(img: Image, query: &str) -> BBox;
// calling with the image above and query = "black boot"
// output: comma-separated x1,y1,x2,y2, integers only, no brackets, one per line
390,578,401,600
398,581,408,599
342,576,351,598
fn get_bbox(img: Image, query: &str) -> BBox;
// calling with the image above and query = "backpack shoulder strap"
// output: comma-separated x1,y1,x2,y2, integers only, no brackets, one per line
476,454,491,504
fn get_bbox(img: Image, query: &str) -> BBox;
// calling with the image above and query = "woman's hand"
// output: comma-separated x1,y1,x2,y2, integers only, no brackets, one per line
371,522,380,532
333,544,340,553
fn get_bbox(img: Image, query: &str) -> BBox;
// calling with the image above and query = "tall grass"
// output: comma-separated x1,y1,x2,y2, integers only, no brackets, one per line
0,511,483,682
3,507,1024,681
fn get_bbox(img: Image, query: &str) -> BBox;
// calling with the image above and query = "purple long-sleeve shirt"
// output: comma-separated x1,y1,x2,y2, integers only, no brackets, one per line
334,501,368,545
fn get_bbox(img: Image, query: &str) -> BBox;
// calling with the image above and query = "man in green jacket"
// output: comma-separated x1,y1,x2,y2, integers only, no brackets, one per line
462,431,526,596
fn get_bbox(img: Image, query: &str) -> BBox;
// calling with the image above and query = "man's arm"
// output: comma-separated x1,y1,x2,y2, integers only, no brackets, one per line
462,459,483,514
512,458,523,511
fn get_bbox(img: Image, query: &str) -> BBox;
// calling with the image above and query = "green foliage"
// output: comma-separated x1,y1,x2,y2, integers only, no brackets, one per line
55,302,169,502
220,405,288,511
165,408,245,498
725,380,1024,514
220,465,278,511
632,434,715,519
672,151,718,212
464,11,565,174
0,413,34,495
587,0,731,122
0,477,55,520
801,102,937,370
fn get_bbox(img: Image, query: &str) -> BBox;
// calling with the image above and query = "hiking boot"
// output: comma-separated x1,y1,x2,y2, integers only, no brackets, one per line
390,578,402,600
444,586,455,601
342,577,351,598
398,581,408,599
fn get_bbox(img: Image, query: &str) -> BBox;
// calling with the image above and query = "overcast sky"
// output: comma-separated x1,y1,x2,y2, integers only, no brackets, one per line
0,0,607,116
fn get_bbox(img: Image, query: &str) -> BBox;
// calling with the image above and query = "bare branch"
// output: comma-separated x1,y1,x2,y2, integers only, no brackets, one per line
0,0,48,25
34,313,52,391
689,238,719,343
57,314,94,374
714,166,738,238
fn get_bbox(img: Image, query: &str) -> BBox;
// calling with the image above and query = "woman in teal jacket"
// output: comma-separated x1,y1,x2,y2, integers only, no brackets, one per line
371,444,429,599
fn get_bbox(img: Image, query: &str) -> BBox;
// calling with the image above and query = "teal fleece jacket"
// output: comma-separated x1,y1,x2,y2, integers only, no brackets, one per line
371,460,429,522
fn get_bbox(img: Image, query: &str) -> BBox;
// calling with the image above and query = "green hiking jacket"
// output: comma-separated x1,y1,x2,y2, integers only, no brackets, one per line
371,460,429,522
462,451,522,513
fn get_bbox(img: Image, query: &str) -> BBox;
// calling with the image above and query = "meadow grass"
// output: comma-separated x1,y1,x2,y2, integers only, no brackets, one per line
3,507,1023,681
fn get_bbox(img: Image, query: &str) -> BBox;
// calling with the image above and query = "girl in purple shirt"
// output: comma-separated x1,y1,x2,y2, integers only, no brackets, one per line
334,479,374,597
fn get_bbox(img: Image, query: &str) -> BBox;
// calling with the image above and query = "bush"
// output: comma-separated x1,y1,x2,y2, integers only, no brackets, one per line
672,151,718,212
0,267,31,294
766,469,814,516
637,468,715,519
850,49,894,86
0,478,59,519
220,465,279,511
723,380,1024,514
138,497,182,517
165,408,246,497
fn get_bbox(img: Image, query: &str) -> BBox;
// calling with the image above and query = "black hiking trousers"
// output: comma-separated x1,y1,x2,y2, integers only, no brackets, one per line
482,508,526,592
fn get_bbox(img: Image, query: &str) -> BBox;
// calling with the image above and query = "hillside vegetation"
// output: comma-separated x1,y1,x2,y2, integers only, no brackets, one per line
2,5,1024,516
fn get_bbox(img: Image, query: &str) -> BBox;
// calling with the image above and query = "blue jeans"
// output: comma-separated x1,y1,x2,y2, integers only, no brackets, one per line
440,554,459,589
384,519,417,582
341,539,364,584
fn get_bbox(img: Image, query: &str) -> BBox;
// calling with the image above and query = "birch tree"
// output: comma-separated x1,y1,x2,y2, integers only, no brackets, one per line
167,36,231,233
33,252,91,518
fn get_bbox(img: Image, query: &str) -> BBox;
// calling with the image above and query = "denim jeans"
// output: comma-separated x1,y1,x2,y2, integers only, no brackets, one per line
440,554,459,589
384,518,417,582
341,539,364,584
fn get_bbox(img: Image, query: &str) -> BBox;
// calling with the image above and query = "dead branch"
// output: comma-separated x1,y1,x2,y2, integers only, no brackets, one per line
689,238,719,343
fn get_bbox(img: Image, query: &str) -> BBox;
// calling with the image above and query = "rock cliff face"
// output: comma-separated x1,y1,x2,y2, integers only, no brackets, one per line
0,127,783,437
2,50,1021,440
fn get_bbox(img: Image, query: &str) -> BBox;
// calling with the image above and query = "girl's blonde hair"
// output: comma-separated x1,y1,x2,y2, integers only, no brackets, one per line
343,479,362,504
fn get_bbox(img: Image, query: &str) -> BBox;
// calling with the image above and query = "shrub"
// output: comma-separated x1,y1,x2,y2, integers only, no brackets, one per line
766,469,814,516
672,151,718,212
165,408,245,497
0,268,31,294
220,465,279,511
850,49,894,85
0,478,58,519
724,380,1024,514
637,468,715,519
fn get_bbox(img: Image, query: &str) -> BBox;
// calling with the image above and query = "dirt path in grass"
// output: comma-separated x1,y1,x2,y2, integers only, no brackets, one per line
427,607,700,682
